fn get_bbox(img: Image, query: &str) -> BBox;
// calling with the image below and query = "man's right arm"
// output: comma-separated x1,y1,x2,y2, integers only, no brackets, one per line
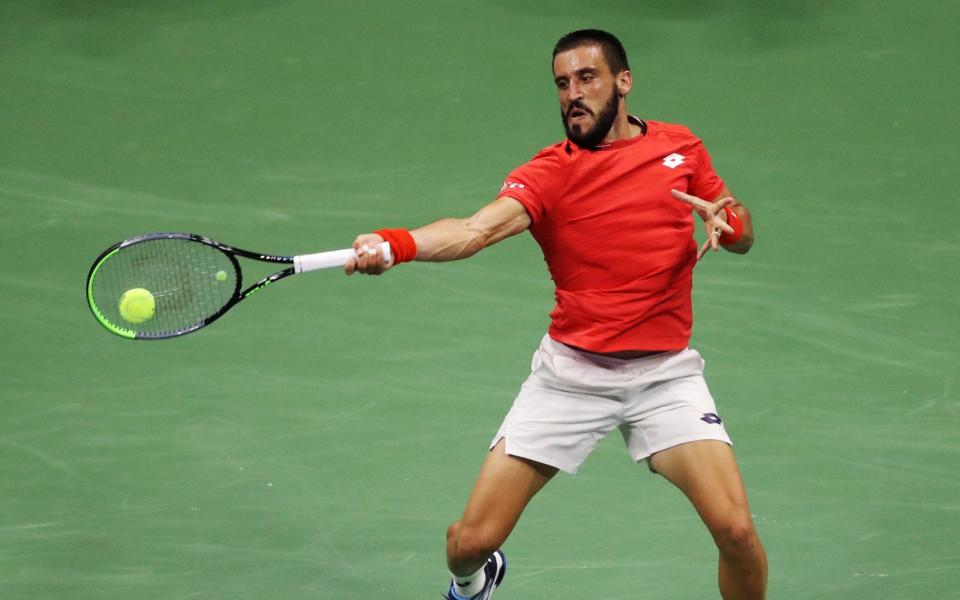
345,196,531,275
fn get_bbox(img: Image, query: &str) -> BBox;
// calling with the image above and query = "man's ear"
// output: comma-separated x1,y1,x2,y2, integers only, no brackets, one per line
617,69,633,97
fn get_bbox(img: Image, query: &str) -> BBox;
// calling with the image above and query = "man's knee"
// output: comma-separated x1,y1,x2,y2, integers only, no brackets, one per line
446,520,501,564
713,517,760,561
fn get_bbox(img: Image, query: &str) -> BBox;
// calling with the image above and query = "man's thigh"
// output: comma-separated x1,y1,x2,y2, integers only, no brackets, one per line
649,440,753,529
458,439,558,537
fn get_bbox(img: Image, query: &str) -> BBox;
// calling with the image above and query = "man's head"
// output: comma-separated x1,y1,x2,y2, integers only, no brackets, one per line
552,29,632,148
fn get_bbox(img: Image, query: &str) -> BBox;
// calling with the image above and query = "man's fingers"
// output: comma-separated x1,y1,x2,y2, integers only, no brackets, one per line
697,233,720,261
697,238,712,261
347,235,391,275
709,229,721,252
697,229,724,262
368,245,385,275
671,188,704,207
673,190,737,225
351,243,387,275
714,196,735,210
714,220,735,235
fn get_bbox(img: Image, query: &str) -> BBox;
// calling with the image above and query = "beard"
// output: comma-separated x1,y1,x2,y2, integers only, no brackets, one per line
562,84,620,149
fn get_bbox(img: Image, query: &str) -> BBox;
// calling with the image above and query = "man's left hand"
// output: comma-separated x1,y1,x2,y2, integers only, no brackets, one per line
670,189,735,260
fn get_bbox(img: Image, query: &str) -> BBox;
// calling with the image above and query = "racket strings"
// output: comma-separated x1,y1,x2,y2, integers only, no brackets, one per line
90,238,237,336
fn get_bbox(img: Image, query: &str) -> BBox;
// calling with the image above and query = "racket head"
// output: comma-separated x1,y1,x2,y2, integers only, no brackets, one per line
86,233,242,339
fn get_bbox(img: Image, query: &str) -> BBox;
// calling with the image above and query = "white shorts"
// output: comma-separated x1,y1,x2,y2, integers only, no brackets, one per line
491,334,732,474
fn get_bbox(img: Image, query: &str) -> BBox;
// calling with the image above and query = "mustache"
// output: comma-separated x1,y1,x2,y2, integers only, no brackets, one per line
566,101,593,118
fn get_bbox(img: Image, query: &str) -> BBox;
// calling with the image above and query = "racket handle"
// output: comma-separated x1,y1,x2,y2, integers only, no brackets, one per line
293,241,392,273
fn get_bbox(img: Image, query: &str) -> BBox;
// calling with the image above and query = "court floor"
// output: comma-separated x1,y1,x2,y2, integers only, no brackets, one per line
1,1,957,598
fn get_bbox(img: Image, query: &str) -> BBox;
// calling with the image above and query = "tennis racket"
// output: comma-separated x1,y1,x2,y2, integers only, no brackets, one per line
86,232,390,340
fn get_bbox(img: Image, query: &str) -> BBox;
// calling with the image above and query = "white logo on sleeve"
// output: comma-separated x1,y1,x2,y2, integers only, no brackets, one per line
500,180,526,192
662,153,685,169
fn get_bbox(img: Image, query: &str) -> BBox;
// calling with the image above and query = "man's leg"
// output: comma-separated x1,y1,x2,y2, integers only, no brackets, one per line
649,440,767,600
447,438,558,575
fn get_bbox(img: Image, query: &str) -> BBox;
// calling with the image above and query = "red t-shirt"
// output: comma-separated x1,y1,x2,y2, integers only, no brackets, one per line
496,118,725,352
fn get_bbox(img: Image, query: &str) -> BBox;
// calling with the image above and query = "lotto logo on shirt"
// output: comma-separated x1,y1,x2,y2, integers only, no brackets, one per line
662,153,685,169
500,180,526,192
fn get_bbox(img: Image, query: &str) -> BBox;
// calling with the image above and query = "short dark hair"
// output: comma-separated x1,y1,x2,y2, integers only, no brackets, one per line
553,29,630,74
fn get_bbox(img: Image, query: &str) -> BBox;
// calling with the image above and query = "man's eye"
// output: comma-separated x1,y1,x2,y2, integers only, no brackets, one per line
581,74,594,82
556,81,568,89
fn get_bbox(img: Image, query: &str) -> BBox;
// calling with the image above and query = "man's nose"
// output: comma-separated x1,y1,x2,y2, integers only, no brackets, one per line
565,81,584,102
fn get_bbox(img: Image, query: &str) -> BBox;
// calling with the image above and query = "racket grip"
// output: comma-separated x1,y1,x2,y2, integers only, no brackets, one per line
293,241,392,273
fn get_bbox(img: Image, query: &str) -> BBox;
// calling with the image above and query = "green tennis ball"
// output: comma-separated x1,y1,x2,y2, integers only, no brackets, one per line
119,288,155,324
215,270,227,282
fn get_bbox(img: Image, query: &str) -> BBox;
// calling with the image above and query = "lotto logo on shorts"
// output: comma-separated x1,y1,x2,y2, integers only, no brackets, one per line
500,180,526,192
700,412,722,425
662,153,685,169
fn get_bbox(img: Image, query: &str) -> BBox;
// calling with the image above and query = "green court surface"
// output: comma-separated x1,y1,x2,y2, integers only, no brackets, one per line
1,1,957,598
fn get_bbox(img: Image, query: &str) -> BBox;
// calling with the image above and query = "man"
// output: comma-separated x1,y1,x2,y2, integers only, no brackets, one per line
346,29,767,600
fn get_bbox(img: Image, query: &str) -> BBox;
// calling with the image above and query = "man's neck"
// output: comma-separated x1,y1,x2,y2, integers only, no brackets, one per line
602,110,643,144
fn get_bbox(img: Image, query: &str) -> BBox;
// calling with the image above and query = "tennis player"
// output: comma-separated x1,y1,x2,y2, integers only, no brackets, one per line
346,29,767,600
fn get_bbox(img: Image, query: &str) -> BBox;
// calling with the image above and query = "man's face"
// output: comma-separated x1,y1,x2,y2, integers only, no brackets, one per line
553,44,625,148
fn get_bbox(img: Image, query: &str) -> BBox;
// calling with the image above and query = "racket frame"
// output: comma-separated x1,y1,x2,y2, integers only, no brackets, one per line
88,233,303,340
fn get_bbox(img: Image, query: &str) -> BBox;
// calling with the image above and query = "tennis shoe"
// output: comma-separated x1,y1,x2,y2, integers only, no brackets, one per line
444,549,507,600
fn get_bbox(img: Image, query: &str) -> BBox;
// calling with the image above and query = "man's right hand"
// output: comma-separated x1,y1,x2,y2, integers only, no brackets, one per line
344,233,392,275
